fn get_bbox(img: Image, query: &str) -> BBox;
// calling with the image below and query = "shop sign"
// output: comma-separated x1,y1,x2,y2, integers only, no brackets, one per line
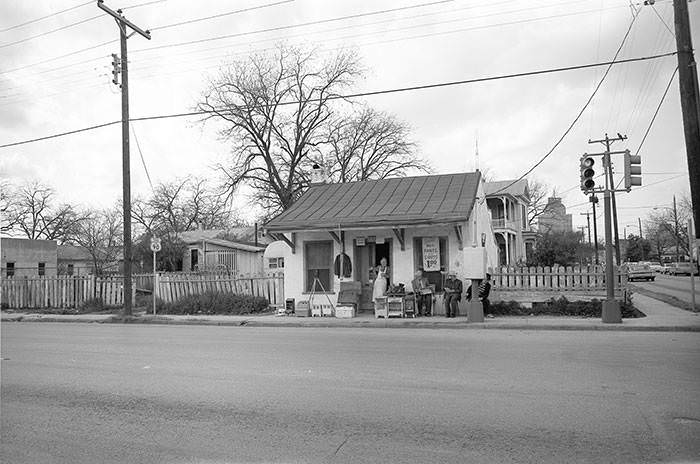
422,237,440,271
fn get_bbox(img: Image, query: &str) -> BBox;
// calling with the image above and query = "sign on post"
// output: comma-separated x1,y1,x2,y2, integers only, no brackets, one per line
150,237,161,315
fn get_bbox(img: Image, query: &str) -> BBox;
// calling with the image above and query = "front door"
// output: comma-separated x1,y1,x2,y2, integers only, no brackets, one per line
354,239,392,311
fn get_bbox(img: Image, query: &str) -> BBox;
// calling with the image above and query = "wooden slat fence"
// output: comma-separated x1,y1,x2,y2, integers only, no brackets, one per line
156,273,284,307
489,265,627,292
1,275,134,309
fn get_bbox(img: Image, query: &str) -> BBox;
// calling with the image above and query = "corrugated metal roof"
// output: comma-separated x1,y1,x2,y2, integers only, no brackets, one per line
265,172,481,232
484,179,529,198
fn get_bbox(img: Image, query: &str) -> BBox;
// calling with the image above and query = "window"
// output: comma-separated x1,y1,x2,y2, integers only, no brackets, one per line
278,257,284,268
38,262,46,276
305,241,333,292
67,264,74,276
413,237,448,292
268,257,285,269
6,262,15,278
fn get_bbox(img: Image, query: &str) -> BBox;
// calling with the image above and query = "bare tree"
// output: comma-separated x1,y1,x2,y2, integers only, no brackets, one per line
197,44,362,214
131,177,233,235
644,194,692,260
4,181,85,243
73,207,123,275
326,106,428,183
527,179,552,227
0,179,17,233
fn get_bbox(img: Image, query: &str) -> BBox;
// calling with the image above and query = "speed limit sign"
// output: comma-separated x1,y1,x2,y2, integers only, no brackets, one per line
150,237,162,253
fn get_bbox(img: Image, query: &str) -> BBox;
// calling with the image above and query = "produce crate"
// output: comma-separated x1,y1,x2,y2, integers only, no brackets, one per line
335,305,355,318
295,300,310,317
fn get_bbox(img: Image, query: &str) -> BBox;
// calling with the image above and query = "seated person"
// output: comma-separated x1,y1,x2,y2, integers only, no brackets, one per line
411,269,433,316
443,272,463,318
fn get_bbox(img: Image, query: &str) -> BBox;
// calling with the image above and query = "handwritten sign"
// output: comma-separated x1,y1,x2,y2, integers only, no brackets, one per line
422,237,440,271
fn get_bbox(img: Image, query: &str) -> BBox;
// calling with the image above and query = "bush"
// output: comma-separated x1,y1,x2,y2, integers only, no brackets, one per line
488,297,643,318
156,291,269,315
79,297,107,313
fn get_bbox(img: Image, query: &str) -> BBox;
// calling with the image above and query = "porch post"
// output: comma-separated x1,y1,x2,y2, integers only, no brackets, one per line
505,233,510,266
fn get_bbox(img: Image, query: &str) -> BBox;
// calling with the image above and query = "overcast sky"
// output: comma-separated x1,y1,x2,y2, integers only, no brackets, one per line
0,0,697,235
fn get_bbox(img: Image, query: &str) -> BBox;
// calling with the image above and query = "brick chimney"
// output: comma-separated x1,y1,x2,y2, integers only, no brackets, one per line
310,163,328,185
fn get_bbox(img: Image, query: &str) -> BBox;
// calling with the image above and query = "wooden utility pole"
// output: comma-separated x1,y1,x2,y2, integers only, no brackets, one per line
674,194,680,262
97,0,151,316
673,0,700,241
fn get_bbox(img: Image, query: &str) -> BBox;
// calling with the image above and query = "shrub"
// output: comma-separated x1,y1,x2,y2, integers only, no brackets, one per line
488,297,643,318
79,297,107,313
157,291,269,315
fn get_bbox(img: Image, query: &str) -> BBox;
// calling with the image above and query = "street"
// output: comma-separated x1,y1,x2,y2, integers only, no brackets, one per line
634,273,700,306
2,324,699,463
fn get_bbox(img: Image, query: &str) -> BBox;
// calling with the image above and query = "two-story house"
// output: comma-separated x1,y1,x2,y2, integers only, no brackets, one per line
485,179,536,266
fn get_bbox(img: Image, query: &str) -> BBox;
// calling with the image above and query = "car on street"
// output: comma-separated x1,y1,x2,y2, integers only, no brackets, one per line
649,263,665,273
626,262,655,281
661,263,674,274
667,262,698,276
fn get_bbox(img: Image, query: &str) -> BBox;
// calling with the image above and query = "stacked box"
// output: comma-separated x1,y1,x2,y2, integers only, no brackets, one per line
335,305,355,318
295,300,310,317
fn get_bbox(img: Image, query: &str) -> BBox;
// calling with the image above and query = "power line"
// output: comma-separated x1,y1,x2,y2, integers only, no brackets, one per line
133,0,455,54
488,8,641,197
634,66,678,156
0,1,92,34
0,0,166,49
130,122,154,190
151,0,295,31
0,50,677,149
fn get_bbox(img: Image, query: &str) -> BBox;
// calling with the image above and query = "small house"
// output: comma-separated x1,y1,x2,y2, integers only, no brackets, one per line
1,237,58,277
179,230,266,275
264,171,499,311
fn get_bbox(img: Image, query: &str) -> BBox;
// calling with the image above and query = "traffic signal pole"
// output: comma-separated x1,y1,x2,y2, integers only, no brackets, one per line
585,133,628,323
97,0,151,316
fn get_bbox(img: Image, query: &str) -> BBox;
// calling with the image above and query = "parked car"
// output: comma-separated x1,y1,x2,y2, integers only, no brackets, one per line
662,263,674,274
667,262,698,276
627,263,655,281
649,263,664,273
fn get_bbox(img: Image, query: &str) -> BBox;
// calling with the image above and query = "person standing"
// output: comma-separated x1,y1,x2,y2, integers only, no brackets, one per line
373,257,389,309
467,273,492,313
443,272,463,318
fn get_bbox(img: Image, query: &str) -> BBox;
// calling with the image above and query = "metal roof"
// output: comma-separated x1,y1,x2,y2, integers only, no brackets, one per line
265,172,481,232
484,179,529,199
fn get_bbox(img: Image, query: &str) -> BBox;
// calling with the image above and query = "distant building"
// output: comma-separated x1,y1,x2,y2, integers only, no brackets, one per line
537,197,573,233
179,229,267,275
1,237,57,277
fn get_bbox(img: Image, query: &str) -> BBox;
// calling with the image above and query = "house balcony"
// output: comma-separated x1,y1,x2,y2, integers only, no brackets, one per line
492,218,521,232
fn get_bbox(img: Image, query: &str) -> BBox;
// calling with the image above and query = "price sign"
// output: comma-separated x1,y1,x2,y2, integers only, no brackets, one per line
422,237,440,271
150,237,162,253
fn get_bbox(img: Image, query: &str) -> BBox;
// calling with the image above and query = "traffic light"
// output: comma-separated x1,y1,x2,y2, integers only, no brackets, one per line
623,150,642,190
111,54,121,86
580,155,596,192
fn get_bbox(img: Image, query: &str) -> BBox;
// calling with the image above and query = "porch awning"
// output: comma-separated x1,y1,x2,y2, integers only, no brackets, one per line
265,172,481,232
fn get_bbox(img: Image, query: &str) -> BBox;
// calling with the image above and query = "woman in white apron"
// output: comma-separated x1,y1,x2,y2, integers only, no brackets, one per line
373,257,389,308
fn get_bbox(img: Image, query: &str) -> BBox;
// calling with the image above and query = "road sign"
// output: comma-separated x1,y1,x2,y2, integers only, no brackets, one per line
150,237,161,253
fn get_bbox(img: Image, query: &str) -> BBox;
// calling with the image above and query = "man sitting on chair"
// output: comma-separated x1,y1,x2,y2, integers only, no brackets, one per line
443,272,463,318
411,269,433,316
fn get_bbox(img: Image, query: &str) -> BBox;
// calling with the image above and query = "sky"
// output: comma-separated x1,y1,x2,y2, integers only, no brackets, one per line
0,0,697,238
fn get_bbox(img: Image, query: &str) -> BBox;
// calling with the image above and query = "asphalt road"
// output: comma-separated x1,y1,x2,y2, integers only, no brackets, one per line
2,324,699,464
634,273,700,305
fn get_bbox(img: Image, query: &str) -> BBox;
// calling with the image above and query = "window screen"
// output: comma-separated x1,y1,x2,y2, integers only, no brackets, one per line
305,241,333,292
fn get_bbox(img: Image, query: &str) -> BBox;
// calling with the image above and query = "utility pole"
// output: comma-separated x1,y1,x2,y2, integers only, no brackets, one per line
591,195,600,265
97,0,151,316
674,194,680,262
588,133,627,323
673,0,700,242
638,217,645,261
580,211,592,264
609,164,621,266
638,217,643,238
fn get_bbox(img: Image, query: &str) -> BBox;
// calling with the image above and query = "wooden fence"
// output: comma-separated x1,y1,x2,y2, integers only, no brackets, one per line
489,265,628,302
1,275,134,309
156,273,284,307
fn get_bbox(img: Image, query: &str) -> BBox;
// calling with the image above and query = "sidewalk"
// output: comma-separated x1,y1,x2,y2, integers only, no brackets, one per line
2,293,700,331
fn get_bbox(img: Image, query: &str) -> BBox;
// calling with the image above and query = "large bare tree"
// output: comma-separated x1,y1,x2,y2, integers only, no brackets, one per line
3,181,85,243
73,207,123,275
325,106,428,183
197,45,362,214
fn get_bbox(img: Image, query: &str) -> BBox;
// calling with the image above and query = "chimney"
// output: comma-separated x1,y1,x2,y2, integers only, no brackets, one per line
310,163,328,185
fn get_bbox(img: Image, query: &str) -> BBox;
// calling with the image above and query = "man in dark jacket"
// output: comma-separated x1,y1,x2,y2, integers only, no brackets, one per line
466,273,492,313
443,272,463,318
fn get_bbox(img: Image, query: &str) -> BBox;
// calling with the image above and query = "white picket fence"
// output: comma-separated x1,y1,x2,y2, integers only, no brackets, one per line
489,265,627,292
155,273,285,307
1,275,134,309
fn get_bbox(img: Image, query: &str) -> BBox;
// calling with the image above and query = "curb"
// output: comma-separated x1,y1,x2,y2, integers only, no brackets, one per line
3,315,700,332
